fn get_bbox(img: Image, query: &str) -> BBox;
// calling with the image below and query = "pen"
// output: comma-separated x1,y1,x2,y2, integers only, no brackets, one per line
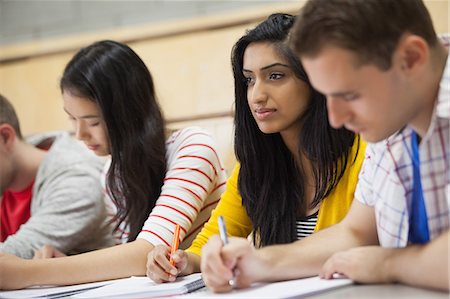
218,216,236,288
170,224,181,266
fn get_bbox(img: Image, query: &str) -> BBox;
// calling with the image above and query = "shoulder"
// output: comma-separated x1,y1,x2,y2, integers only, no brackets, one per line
165,126,225,175
166,126,217,148
51,133,101,161
37,132,104,178
166,127,221,158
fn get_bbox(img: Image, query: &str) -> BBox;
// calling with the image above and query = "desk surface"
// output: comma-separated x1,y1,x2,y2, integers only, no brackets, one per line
305,283,448,299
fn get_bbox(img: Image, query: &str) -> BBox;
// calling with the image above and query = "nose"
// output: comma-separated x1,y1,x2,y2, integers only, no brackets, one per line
326,97,351,129
248,80,268,105
74,121,88,141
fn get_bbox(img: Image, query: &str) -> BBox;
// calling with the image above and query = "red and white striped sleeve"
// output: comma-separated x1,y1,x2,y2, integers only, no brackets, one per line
137,127,227,248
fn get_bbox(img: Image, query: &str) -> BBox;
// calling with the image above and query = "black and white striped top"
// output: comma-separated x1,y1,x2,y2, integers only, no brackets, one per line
296,210,319,240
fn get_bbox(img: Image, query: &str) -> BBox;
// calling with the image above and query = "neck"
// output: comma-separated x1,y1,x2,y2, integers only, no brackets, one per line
8,142,46,192
410,44,448,138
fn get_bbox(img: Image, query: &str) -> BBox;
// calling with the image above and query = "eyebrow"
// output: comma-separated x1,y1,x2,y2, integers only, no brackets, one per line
64,108,100,119
328,91,357,98
243,62,290,73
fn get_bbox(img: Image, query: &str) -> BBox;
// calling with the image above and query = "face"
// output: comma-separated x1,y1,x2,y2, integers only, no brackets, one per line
0,125,16,194
63,91,110,156
243,42,311,138
301,46,416,143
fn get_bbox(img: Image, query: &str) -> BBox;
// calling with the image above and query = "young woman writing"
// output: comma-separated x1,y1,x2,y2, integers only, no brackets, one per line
146,14,365,287
0,40,227,289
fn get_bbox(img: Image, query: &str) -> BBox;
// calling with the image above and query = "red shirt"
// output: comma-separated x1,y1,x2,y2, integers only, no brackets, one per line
0,181,34,242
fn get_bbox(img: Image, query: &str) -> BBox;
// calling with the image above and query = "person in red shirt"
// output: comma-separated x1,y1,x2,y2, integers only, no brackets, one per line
0,94,113,258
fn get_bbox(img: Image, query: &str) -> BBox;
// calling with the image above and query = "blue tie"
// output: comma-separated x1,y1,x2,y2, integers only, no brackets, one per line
408,131,430,244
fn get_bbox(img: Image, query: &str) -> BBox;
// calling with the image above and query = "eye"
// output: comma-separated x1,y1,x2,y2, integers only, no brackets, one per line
244,76,255,86
343,93,360,101
269,73,284,80
89,122,100,127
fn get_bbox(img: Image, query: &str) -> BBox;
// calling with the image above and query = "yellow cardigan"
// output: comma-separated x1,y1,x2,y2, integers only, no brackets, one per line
187,138,366,256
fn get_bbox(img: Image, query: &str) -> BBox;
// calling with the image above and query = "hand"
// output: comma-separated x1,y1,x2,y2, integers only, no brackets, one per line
146,245,187,283
320,246,396,284
201,235,264,293
33,245,66,259
0,252,32,290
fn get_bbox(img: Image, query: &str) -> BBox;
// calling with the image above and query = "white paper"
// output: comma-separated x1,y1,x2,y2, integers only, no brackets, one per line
175,276,352,299
0,279,121,299
73,273,203,299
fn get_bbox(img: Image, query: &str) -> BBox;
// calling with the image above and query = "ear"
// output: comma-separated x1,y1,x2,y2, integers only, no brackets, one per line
395,35,428,74
0,124,17,150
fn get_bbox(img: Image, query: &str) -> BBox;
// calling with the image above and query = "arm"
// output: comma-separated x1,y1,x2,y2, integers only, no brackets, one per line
389,230,449,290
0,159,111,258
201,200,378,292
320,230,449,291
0,239,152,290
147,163,253,281
137,128,227,250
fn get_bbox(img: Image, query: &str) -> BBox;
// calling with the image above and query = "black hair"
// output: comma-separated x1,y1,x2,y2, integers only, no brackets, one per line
60,40,166,241
232,14,358,246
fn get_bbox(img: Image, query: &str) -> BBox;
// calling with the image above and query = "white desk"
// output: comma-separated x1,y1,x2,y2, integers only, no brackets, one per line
305,283,448,299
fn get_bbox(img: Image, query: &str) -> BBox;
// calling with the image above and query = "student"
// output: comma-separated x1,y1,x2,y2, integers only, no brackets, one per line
0,94,113,259
146,13,365,283
0,40,227,289
199,0,449,292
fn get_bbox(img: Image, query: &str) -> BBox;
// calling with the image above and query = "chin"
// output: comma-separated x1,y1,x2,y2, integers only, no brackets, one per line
257,125,276,135
361,132,388,143
259,128,278,135
94,149,109,157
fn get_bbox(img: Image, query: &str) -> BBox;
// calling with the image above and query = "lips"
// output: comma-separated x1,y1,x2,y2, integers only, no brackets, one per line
254,108,276,120
86,144,99,151
344,124,364,134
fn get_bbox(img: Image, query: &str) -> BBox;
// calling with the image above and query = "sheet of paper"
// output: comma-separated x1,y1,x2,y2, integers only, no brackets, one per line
175,276,352,299
73,273,203,299
0,278,122,299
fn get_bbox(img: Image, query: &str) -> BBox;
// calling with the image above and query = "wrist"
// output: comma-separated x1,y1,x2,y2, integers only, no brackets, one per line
251,249,273,282
182,252,200,275
383,247,407,284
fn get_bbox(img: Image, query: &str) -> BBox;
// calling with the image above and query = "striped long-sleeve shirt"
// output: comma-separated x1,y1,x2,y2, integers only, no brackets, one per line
102,127,228,249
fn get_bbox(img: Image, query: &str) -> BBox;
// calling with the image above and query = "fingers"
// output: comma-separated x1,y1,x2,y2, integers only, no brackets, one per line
33,249,43,260
53,248,66,258
146,245,181,283
33,245,64,259
320,252,349,280
201,235,235,292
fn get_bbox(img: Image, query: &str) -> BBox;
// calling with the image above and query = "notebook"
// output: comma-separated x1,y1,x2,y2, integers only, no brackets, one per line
72,273,205,299
174,275,352,299
0,279,120,299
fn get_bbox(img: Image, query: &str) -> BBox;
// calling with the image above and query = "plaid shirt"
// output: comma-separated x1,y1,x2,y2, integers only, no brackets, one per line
355,35,450,247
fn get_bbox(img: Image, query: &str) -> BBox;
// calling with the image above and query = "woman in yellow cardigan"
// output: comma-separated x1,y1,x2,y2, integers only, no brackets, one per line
146,13,365,283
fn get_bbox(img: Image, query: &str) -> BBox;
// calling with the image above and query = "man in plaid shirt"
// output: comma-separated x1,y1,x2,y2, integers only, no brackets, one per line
198,0,449,293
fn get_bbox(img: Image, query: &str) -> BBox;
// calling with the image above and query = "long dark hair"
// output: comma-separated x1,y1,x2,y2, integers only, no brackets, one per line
232,14,358,246
60,40,166,241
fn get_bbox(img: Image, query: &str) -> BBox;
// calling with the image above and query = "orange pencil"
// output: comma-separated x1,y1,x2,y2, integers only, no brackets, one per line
170,224,181,266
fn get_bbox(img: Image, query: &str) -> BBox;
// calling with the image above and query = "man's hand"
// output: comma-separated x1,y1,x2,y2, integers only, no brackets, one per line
320,246,396,284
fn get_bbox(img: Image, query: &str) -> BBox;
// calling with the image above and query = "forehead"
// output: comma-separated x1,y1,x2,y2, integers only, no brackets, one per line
300,46,365,93
243,42,286,68
63,91,100,116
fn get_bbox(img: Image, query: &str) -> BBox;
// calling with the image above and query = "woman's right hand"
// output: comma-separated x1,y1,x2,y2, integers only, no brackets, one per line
146,245,188,283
